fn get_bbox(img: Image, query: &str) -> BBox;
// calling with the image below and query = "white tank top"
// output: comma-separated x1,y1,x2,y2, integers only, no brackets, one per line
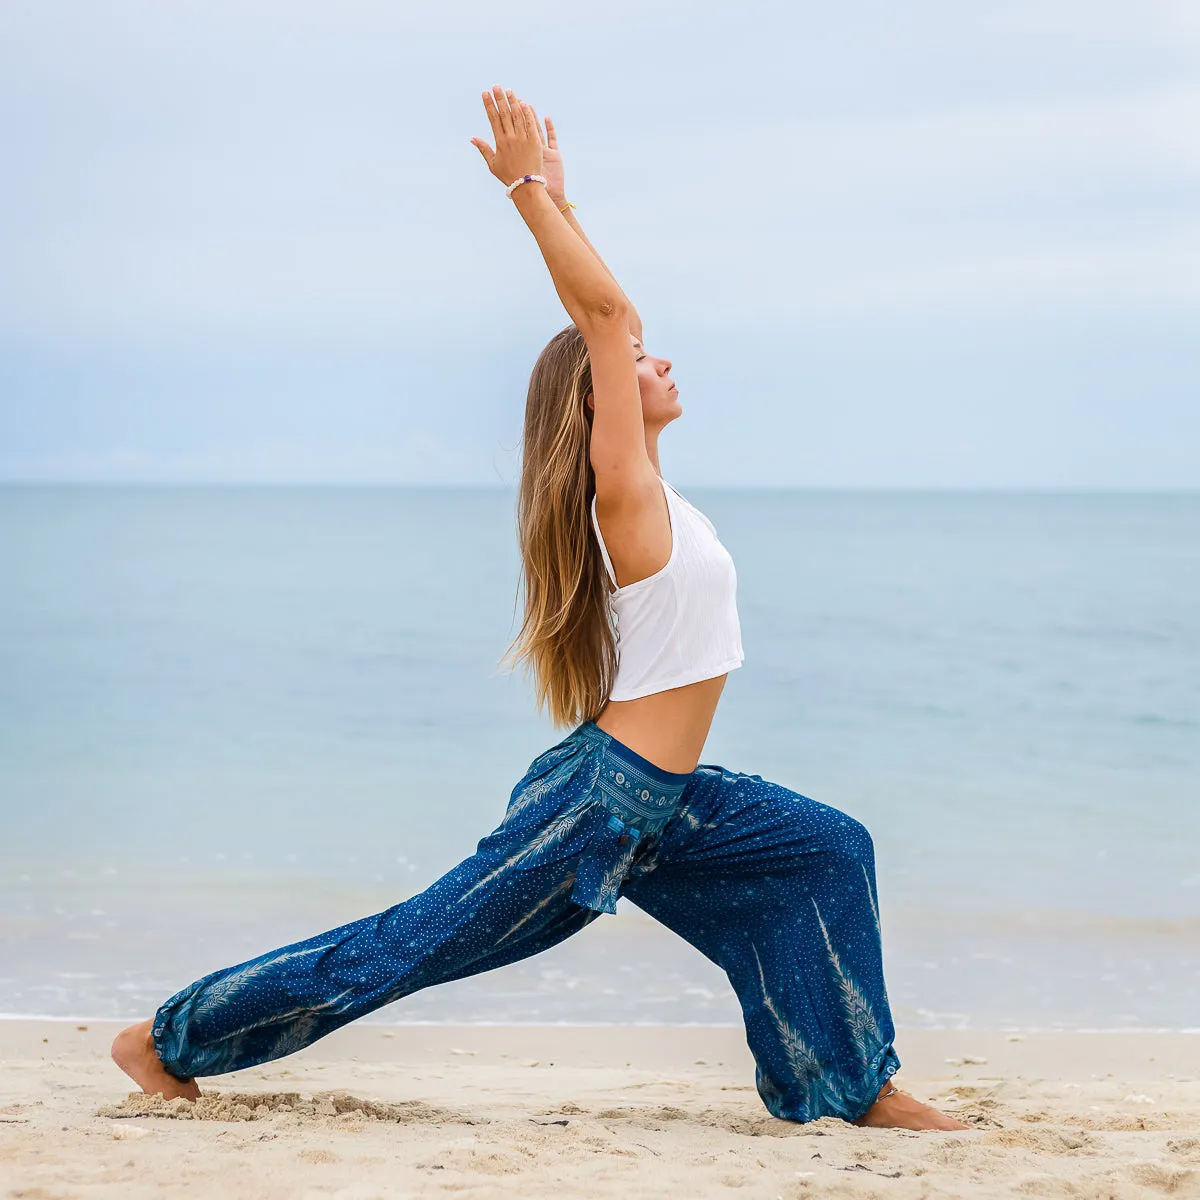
589,476,744,701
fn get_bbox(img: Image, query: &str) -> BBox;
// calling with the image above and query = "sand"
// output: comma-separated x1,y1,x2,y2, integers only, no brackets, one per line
1,1020,1197,1198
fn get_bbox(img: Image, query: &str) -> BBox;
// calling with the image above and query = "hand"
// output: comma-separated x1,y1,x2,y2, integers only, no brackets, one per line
526,104,565,203
470,85,544,190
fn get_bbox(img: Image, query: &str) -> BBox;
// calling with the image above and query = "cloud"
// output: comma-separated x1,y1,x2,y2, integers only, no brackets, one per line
0,0,1196,484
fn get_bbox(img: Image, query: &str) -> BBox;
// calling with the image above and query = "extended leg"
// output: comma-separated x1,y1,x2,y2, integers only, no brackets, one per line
114,726,657,1095
135,843,599,1082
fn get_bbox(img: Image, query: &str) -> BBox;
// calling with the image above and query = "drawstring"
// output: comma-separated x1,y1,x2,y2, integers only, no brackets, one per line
607,813,642,846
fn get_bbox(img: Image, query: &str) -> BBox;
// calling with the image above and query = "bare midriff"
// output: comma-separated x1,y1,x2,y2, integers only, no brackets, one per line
592,672,728,775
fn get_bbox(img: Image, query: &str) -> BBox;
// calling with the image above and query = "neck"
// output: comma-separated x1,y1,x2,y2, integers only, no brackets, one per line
645,431,662,476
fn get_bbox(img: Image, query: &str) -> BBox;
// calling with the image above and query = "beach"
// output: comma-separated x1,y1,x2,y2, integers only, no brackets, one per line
3,490,1198,1195
2,1020,1197,1198
3,0,1198,1187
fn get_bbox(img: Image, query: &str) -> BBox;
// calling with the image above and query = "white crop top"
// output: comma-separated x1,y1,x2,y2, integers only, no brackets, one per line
589,476,744,701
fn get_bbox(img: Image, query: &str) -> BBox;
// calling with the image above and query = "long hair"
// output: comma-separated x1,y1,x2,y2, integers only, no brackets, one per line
498,323,618,726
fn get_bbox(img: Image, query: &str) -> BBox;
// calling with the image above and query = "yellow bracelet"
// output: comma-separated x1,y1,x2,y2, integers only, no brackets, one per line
559,200,577,213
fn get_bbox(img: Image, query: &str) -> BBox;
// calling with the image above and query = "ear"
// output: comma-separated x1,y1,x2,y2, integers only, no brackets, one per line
585,391,595,412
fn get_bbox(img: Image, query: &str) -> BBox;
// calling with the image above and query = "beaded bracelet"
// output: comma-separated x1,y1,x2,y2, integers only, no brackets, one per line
505,173,547,198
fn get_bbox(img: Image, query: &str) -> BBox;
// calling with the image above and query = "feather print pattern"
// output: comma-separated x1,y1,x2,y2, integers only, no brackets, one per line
593,837,641,913
193,944,336,1012
151,719,901,1124
861,862,881,940
746,943,848,1124
503,744,585,822
495,877,575,945
751,944,823,1087
267,1011,322,1060
200,988,357,1049
456,794,595,902
811,898,884,1071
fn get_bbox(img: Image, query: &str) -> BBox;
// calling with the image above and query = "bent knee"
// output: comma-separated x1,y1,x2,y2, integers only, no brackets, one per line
808,804,875,868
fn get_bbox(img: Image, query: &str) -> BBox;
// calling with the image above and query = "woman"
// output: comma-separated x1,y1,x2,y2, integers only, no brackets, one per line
112,85,966,1132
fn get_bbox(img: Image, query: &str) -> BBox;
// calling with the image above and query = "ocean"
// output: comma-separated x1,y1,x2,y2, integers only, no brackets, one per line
1,485,1196,1032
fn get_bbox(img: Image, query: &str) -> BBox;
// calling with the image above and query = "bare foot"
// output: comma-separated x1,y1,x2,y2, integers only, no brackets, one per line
111,1018,201,1101
852,1080,969,1131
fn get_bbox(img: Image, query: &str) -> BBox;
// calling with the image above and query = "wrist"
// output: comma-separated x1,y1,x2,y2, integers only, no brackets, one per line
504,172,547,200
509,178,552,214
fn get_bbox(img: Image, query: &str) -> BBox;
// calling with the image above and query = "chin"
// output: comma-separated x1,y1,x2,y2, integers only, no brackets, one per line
651,396,683,425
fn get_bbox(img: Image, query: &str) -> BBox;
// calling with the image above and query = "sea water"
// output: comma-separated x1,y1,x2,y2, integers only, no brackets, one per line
1,485,1196,1030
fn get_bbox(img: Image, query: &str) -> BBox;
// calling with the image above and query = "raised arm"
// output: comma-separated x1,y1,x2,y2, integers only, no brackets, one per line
477,99,644,343
533,108,643,343
472,86,654,490
558,207,642,342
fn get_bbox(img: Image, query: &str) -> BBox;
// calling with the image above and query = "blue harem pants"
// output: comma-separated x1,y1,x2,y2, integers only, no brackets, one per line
151,720,902,1124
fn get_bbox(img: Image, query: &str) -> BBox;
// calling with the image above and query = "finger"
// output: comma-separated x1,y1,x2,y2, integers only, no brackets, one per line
526,102,546,147
519,99,538,141
470,137,494,166
514,92,537,143
506,88,530,140
481,90,503,141
492,84,513,138
544,115,558,150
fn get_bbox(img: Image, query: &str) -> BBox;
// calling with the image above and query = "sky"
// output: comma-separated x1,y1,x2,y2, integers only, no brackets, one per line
1,0,1197,488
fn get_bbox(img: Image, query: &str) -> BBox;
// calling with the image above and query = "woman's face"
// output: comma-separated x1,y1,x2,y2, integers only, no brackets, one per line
632,334,681,428
583,333,681,429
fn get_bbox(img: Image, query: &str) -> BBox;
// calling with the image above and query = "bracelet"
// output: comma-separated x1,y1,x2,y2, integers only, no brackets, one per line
559,200,577,213
505,173,548,198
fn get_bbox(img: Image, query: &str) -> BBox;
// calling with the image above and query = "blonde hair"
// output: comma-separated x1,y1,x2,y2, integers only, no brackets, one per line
499,323,618,726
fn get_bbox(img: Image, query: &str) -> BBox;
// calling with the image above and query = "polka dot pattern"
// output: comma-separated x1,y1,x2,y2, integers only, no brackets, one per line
152,721,900,1124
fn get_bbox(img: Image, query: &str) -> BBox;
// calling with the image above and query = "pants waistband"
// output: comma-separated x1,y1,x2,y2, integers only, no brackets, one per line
565,722,694,915
568,721,692,840
570,721,693,793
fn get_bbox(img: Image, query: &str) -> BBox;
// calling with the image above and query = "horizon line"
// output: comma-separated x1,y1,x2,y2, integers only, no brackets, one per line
0,480,1197,496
